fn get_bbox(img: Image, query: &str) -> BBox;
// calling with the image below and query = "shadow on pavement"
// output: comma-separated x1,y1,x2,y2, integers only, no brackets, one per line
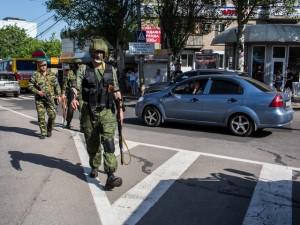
123,117,273,139
7,151,104,190
0,125,39,138
132,170,300,225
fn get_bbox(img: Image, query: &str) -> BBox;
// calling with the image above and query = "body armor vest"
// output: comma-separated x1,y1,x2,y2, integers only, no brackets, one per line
82,64,114,112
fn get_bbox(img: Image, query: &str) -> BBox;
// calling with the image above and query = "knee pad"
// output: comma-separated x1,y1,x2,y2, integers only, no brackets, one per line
103,139,115,153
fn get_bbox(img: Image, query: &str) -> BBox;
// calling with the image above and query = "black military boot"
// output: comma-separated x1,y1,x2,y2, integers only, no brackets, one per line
105,173,122,191
65,122,71,129
47,126,52,137
89,168,98,178
47,120,53,137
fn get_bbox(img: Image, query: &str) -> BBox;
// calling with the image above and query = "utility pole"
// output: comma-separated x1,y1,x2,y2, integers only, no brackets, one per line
136,0,145,96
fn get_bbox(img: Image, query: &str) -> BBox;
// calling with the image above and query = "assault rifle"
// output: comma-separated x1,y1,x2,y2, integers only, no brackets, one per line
115,97,127,165
32,80,56,108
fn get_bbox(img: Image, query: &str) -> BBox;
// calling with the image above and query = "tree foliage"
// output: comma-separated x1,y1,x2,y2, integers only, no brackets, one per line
0,26,61,59
46,0,137,50
154,0,218,58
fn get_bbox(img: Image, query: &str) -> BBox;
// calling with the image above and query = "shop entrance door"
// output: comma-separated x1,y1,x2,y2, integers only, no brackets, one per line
272,59,286,91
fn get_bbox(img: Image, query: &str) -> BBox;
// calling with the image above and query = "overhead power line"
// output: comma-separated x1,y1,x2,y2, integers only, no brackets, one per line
35,18,63,39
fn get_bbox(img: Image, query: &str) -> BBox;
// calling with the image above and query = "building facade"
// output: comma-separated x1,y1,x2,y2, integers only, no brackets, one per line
0,17,37,38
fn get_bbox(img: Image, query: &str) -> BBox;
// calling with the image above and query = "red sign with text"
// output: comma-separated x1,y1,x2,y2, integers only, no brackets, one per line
143,26,161,44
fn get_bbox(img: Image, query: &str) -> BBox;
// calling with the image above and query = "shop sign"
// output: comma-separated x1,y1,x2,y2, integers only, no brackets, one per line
129,42,155,55
142,26,161,44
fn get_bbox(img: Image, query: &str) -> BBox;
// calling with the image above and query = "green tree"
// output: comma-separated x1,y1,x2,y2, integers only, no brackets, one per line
0,25,61,59
231,0,297,71
46,0,137,73
152,0,217,78
0,25,29,59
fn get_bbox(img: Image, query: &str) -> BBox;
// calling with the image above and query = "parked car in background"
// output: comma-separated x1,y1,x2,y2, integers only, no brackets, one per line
145,69,246,94
136,75,293,137
0,72,20,97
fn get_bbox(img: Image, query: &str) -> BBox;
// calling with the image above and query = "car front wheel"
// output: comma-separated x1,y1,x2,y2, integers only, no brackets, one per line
143,106,162,127
228,114,253,137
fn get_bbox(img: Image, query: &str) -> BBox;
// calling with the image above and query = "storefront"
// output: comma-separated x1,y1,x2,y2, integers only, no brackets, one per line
212,24,300,94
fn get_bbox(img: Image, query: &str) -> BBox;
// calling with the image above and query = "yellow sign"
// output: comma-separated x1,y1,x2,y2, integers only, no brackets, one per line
50,57,59,65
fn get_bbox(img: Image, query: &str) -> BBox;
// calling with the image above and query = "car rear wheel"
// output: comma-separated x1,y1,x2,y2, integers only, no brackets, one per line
143,106,162,127
228,114,253,137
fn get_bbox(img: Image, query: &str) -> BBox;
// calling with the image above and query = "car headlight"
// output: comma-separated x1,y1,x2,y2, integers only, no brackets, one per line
137,96,144,102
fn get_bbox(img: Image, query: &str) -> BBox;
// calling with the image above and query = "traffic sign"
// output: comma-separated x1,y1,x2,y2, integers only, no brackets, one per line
129,42,155,55
135,31,146,42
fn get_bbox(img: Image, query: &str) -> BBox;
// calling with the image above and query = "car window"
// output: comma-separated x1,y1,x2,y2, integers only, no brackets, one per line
173,79,208,95
175,71,198,82
243,77,273,92
0,74,16,81
209,79,243,95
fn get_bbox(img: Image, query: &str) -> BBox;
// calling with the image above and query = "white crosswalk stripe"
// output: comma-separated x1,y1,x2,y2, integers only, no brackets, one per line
71,133,299,225
0,104,298,225
0,95,34,101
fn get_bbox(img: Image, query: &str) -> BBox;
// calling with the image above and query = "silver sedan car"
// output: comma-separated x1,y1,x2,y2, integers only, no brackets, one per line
136,75,294,137
0,72,20,97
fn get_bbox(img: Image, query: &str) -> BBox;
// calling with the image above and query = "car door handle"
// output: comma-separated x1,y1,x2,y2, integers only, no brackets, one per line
191,98,199,102
227,98,237,103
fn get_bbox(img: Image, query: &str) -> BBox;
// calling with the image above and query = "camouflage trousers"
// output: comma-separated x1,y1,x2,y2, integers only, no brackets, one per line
66,91,74,124
35,99,56,136
80,102,118,174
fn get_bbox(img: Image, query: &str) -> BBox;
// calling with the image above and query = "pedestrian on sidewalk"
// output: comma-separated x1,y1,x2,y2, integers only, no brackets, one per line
28,60,61,139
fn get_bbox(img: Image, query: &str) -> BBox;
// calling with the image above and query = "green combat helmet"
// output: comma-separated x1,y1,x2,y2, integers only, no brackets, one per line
89,38,109,58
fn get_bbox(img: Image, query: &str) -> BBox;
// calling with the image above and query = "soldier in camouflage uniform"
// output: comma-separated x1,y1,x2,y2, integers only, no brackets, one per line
61,64,77,129
29,60,61,139
71,39,124,190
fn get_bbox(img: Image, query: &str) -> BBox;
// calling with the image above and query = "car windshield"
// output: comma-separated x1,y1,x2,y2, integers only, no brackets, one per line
243,77,273,92
0,74,16,81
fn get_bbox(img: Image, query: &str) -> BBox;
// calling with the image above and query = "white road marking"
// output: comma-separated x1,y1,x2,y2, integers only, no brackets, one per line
129,140,300,172
112,151,200,225
71,131,120,225
0,105,35,120
1,105,298,225
243,164,292,225
19,95,34,100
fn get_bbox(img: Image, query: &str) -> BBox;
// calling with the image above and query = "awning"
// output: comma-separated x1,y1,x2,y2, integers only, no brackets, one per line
212,24,300,45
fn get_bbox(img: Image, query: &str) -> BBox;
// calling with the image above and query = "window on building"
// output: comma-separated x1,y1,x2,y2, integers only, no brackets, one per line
214,23,225,37
252,46,265,82
273,47,285,58
288,47,300,82
181,54,194,69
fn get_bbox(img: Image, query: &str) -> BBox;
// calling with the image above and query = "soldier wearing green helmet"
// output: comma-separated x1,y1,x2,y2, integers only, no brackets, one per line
71,38,124,190
28,59,61,139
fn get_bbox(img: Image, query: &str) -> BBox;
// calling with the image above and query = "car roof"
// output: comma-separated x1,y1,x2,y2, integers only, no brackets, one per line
183,74,242,81
183,69,244,74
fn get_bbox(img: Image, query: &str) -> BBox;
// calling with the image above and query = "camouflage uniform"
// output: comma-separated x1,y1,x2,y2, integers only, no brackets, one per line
78,64,119,174
62,69,76,127
28,71,61,137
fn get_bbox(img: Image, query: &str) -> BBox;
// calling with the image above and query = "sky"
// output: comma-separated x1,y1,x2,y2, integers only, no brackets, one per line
0,0,67,40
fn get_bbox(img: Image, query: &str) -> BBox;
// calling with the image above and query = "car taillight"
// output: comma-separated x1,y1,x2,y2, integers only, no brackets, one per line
270,94,284,108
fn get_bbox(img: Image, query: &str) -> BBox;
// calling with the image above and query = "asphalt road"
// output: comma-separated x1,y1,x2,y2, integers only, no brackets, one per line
1,93,300,225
